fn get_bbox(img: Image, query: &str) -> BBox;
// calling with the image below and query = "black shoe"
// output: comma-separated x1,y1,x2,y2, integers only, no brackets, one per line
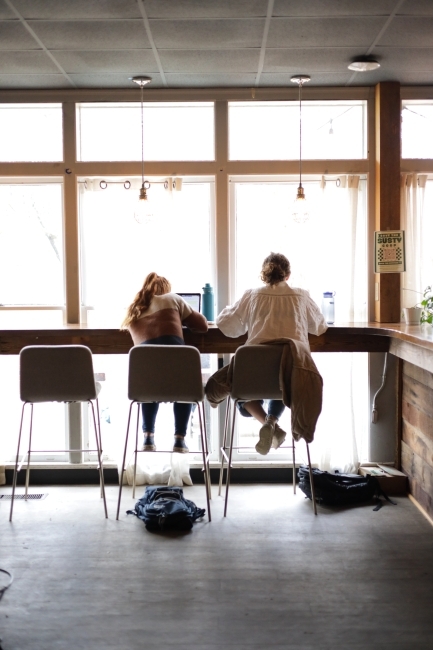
173,436,189,454
142,434,156,451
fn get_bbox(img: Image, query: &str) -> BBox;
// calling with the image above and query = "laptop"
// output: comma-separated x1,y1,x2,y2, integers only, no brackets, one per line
177,293,201,313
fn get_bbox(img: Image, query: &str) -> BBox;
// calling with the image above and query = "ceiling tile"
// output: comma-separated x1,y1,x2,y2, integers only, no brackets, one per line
160,49,260,73
0,2,16,18
0,21,40,49
267,16,387,47
70,73,165,88
150,19,264,49
11,0,142,19
144,0,268,18
0,73,70,88
165,73,258,87
378,17,433,46
259,72,354,86
274,0,399,17
264,48,365,73
0,50,59,73
398,0,433,16
27,20,149,50
55,50,157,74
374,47,433,71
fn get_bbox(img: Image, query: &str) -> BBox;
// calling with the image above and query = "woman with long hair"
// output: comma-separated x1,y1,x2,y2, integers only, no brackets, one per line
122,272,208,453
205,252,327,455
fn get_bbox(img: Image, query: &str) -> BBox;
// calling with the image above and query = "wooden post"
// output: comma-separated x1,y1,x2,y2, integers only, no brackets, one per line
374,82,401,323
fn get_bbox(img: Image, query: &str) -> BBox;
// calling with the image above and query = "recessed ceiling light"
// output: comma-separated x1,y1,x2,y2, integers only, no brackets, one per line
348,58,380,72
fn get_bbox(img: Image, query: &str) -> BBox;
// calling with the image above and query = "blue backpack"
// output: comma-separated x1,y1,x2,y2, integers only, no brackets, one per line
128,486,206,531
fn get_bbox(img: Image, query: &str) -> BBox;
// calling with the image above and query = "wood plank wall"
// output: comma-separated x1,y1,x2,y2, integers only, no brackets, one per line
401,360,433,518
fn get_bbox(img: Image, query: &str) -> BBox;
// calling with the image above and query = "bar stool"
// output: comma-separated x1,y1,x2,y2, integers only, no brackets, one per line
116,345,212,521
9,345,107,521
218,344,317,516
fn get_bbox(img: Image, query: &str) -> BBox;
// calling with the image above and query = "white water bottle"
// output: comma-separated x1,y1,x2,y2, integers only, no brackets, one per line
322,291,335,324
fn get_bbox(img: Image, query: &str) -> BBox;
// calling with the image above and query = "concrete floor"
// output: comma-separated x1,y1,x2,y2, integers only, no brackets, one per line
1,484,433,650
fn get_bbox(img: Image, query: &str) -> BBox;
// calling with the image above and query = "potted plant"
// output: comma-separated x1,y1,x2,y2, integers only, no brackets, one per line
420,286,433,324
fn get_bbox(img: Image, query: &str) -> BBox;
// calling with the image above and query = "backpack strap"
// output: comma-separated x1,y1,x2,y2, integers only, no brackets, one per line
372,485,397,511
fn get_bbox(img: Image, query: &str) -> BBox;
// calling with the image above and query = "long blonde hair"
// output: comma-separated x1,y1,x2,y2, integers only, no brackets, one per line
121,272,171,328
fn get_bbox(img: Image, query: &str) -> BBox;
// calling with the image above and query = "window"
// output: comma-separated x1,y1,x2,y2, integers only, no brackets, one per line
402,101,433,159
0,104,62,162
229,177,368,467
76,102,215,161
79,176,218,463
229,101,367,160
0,181,64,309
79,177,215,325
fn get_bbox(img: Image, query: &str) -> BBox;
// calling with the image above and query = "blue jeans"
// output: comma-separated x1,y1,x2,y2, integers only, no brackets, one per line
237,399,285,419
140,335,191,437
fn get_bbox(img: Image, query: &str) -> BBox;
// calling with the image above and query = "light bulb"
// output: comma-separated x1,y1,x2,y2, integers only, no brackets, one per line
292,185,309,223
134,183,153,224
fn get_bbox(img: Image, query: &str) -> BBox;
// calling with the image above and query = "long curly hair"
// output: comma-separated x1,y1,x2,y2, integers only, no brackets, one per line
260,252,291,286
121,272,171,328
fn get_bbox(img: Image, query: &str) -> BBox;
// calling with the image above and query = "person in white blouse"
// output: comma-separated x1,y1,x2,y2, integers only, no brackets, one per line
206,252,327,455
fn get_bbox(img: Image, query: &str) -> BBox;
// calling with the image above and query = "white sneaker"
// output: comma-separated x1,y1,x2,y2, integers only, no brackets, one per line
255,418,275,455
272,423,287,449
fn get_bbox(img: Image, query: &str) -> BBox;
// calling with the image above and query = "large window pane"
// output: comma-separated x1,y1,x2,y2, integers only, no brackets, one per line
0,104,62,162
76,103,214,161
229,101,366,160
230,177,368,466
79,177,215,324
232,178,367,315
402,101,433,159
0,182,64,306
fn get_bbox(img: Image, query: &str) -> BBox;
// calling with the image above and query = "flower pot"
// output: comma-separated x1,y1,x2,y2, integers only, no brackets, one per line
403,307,422,324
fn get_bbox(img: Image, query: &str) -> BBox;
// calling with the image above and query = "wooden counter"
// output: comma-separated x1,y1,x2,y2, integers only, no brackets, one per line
1,322,433,356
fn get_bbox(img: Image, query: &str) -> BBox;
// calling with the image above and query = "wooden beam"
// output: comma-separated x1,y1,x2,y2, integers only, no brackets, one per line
374,82,401,322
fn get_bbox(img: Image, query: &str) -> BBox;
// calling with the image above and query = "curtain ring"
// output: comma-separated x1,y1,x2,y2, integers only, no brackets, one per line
124,181,131,189
99,180,108,190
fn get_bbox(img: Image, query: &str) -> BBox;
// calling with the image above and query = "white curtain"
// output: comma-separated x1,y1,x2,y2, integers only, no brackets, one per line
401,173,428,307
312,176,367,473
233,177,367,473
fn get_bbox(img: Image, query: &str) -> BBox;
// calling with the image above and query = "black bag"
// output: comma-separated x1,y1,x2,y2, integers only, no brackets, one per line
128,486,206,531
298,466,396,510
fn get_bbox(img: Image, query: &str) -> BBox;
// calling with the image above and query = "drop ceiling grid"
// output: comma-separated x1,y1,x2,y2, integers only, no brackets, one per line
0,0,432,88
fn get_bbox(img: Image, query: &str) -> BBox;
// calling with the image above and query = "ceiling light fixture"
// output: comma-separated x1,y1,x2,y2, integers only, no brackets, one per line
291,74,310,223
348,57,380,72
132,75,152,224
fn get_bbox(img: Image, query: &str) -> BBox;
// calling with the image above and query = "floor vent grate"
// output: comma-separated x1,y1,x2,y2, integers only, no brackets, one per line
0,493,47,500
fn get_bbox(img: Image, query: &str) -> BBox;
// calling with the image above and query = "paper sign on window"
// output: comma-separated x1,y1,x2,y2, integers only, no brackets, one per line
374,230,406,273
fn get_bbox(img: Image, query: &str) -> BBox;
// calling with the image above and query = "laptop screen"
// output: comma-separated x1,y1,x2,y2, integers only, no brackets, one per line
177,293,201,313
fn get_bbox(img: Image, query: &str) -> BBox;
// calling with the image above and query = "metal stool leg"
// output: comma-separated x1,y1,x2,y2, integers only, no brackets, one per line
199,401,212,500
218,398,231,496
223,402,237,517
292,436,296,494
306,443,317,515
132,404,140,499
197,402,211,521
89,400,108,518
116,401,135,520
9,403,28,522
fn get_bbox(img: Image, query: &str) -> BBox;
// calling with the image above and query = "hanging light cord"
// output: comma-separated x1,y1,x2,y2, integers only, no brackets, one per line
140,82,144,186
298,81,302,188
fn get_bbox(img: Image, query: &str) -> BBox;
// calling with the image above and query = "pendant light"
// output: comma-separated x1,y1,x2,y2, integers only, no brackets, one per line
132,75,152,224
291,74,310,223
